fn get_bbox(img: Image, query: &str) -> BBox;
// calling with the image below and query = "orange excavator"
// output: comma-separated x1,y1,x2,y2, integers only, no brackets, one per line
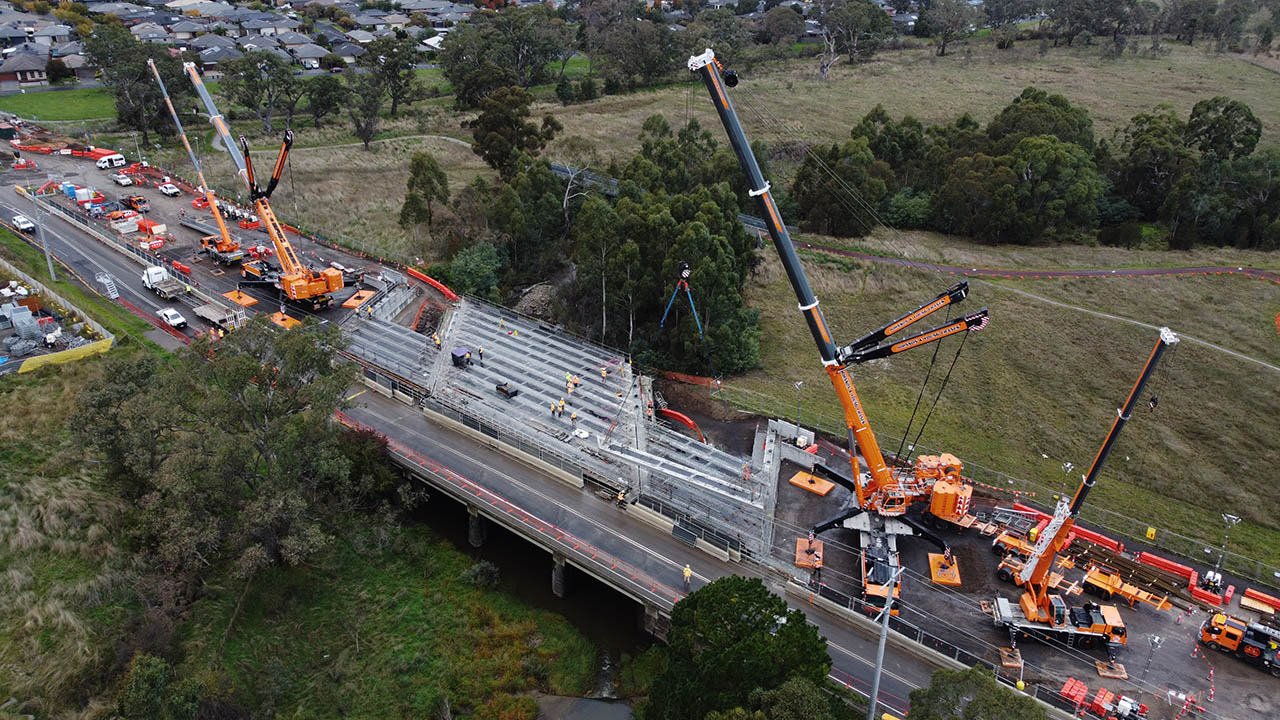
689,48,989,609
182,62,342,311
147,59,243,266
992,328,1179,658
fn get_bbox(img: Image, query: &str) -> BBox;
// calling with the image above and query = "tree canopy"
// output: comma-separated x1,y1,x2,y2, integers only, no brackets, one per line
645,576,830,720
908,667,1047,720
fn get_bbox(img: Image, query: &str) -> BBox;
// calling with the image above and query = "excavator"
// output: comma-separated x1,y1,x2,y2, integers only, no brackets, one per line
182,62,342,311
688,48,989,611
147,59,243,266
992,327,1179,658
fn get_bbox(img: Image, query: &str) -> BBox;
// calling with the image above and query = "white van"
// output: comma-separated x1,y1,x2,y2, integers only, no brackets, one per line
96,153,127,169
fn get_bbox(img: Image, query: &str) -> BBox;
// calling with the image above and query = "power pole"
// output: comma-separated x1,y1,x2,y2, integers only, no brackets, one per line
30,182,55,282
868,566,904,720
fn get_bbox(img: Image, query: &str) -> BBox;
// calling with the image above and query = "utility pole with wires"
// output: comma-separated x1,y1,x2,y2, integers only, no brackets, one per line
867,566,904,720
30,180,56,282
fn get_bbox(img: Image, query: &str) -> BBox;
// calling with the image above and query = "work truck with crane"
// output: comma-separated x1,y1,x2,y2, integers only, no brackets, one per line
1200,613,1280,676
991,327,1179,656
181,62,342,311
688,48,989,610
148,59,245,267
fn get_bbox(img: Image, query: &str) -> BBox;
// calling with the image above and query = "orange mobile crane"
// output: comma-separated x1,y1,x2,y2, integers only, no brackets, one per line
992,328,1179,658
147,59,243,266
182,62,342,311
688,48,989,609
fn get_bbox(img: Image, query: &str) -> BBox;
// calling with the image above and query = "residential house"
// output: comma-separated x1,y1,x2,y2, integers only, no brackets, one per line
273,30,311,48
31,24,71,46
290,42,326,67
92,2,150,17
237,34,280,51
189,32,236,50
5,41,48,57
311,22,347,44
351,14,387,31
196,44,241,77
136,27,174,43
165,0,208,9
345,29,373,44
60,53,95,81
130,21,165,37
240,14,300,36
331,41,363,62
0,25,27,48
0,52,47,89
50,40,82,57
166,19,205,40
381,13,409,29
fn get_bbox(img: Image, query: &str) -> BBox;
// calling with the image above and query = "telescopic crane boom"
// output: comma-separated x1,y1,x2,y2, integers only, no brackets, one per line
147,59,242,265
182,62,342,310
687,49,988,518
994,327,1179,654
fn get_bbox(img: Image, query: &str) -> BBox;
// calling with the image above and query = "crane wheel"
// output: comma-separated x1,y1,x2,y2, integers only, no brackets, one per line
997,567,1013,583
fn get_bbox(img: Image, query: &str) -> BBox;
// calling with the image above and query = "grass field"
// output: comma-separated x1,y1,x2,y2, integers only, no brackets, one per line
542,41,1280,163
181,526,595,719
0,87,115,121
734,252,1280,568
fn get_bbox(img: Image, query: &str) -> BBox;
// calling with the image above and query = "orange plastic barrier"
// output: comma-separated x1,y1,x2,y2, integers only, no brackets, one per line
656,369,718,387
1244,587,1280,611
657,407,705,443
1189,579,1222,606
172,262,191,275
406,267,458,302
1137,551,1193,579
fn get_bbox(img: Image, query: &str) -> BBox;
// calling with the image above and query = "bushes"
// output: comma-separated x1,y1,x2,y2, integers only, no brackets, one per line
462,560,501,589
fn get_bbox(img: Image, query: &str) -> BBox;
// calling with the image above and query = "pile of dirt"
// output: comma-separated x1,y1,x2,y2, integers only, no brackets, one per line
513,282,557,320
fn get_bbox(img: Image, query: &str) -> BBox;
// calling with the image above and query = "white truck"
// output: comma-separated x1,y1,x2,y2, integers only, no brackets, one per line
141,266,185,300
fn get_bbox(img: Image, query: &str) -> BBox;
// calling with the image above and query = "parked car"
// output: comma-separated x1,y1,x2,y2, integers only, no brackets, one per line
11,215,34,233
157,307,187,329
110,173,133,187
158,183,181,197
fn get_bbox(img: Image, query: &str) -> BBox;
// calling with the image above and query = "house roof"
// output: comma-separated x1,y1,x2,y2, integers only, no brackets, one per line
167,20,205,32
331,41,363,56
290,42,327,58
136,29,172,41
311,22,346,42
0,53,46,72
51,40,82,56
8,41,48,56
60,53,86,68
190,32,236,49
351,14,384,26
130,21,165,33
93,2,149,16
238,36,280,50
345,29,373,43
198,44,241,62
274,30,310,44
0,25,27,40
32,24,71,37
382,13,409,23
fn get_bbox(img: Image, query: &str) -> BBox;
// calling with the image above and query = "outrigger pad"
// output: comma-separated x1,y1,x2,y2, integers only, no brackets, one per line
999,647,1023,669
223,290,259,307
1095,661,1128,680
788,471,835,496
269,312,300,329
794,538,824,569
929,553,962,586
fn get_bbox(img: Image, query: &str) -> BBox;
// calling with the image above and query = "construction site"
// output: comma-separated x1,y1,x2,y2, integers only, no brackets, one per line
0,53,1276,720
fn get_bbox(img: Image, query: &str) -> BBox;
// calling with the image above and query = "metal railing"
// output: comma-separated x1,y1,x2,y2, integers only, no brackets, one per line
335,411,683,610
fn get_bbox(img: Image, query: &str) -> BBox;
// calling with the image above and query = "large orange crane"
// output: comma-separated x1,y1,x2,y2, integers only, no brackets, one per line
992,327,1179,657
688,48,988,608
147,58,243,266
182,62,342,311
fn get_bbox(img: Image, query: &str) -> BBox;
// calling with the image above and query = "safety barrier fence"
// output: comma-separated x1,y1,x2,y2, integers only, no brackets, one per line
708,381,1280,593
334,411,683,611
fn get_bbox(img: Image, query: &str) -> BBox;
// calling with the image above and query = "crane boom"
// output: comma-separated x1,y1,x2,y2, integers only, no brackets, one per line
146,59,239,258
1018,327,1179,596
182,62,341,304
688,49,987,515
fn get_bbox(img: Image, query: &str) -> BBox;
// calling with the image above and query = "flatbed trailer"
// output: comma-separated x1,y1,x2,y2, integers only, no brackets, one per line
192,301,246,331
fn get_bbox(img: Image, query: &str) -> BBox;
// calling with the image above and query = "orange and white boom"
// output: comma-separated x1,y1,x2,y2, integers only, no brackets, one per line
689,48,987,517
182,62,342,302
1015,327,1178,622
147,58,239,257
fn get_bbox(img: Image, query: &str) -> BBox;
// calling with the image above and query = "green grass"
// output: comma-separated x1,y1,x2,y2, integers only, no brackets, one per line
0,87,116,121
181,526,596,719
735,252,1280,570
